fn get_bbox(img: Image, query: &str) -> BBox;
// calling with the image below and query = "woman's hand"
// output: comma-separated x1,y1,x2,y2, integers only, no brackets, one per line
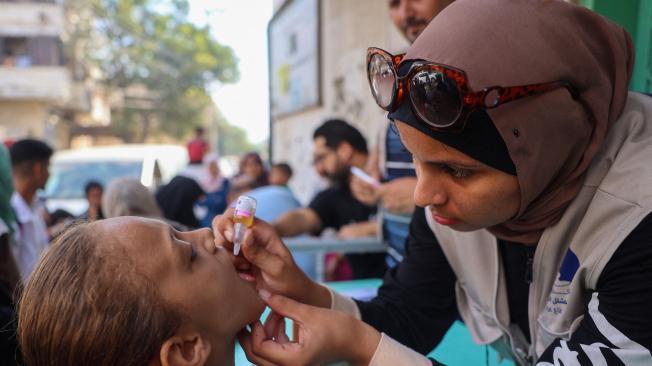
212,209,331,308
239,290,381,366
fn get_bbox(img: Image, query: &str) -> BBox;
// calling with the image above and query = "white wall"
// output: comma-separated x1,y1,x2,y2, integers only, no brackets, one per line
271,0,408,204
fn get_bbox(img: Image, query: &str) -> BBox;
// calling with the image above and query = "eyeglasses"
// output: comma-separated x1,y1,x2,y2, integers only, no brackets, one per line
312,152,328,166
367,47,578,131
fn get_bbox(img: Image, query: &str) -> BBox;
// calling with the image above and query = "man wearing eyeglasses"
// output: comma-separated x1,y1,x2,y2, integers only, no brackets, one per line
351,0,454,267
273,119,388,280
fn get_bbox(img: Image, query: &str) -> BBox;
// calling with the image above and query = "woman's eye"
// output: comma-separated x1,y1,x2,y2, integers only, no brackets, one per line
440,164,471,179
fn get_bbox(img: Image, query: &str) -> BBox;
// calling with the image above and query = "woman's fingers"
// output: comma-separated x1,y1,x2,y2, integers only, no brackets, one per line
264,311,291,344
212,209,235,249
238,325,279,366
250,323,303,366
259,290,309,324
263,311,284,338
242,229,287,277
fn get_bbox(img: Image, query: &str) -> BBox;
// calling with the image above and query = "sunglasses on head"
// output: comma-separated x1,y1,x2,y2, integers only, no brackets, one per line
366,47,579,131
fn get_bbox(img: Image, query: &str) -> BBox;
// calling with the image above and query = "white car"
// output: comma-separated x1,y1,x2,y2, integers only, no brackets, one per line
44,144,188,216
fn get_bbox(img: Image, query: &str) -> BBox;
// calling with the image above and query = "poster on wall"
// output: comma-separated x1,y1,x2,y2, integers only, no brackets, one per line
268,0,320,118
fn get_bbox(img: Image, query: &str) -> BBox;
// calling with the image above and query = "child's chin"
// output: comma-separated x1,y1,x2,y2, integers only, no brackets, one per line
241,300,266,327
253,297,266,316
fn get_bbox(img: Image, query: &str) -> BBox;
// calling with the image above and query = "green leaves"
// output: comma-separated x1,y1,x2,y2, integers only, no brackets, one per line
66,0,240,142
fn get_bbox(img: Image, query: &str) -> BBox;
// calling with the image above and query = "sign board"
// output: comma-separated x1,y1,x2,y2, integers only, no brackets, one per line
268,0,321,117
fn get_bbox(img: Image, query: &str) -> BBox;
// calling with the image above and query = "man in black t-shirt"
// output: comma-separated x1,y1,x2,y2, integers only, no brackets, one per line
273,120,387,279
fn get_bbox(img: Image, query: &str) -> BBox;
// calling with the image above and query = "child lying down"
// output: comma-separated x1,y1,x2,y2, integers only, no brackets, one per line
18,216,265,366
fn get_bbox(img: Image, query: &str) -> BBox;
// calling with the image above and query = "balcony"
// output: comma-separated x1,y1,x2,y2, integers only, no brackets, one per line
0,2,64,37
0,66,70,101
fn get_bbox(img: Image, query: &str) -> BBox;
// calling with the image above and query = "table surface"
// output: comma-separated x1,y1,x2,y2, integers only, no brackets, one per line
235,279,515,365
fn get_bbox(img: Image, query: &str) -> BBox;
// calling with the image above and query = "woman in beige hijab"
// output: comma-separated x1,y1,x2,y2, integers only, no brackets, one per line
213,1,652,364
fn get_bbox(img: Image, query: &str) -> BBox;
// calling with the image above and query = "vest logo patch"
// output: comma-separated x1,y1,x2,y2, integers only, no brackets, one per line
545,249,580,315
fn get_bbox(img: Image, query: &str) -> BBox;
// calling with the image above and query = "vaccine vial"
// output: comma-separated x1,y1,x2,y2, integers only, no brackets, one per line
232,195,257,255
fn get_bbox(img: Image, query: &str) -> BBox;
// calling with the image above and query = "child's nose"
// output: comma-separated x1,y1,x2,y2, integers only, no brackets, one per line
192,228,217,254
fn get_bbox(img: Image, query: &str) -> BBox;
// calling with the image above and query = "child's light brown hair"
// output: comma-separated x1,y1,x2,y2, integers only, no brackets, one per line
18,222,182,366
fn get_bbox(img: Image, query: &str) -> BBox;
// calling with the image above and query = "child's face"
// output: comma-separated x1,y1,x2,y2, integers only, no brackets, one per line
269,168,289,186
97,217,265,341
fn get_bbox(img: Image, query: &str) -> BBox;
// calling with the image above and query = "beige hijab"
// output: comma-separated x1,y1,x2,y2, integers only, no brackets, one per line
404,0,634,243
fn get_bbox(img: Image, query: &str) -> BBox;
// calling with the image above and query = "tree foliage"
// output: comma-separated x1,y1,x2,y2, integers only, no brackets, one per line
65,0,243,142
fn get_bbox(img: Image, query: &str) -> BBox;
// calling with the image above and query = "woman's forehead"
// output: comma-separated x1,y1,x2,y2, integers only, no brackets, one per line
396,122,479,165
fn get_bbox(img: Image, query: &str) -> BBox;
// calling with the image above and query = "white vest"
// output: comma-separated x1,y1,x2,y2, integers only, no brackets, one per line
426,92,652,364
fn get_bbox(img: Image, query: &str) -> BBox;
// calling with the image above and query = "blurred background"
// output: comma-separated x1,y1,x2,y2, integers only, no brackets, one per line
1,1,651,364
0,0,650,204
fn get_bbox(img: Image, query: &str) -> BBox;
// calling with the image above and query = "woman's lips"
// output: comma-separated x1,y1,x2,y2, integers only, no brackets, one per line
431,212,459,226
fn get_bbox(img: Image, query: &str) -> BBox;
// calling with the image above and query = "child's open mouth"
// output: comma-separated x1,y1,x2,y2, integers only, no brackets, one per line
237,270,256,282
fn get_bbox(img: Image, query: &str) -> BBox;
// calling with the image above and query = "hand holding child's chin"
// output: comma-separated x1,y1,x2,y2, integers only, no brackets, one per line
212,209,330,308
238,290,381,366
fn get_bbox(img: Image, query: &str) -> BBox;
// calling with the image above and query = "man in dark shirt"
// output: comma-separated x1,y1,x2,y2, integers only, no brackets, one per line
273,119,387,279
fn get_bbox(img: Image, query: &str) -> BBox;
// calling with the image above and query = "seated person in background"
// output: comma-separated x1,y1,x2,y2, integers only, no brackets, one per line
103,177,188,231
245,182,317,280
227,174,256,205
196,153,230,228
18,216,265,366
228,152,269,203
77,180,104,221
238,152,268,188
156,175,204,229
269,162,293,187
350,131,416,267
273,119,387,280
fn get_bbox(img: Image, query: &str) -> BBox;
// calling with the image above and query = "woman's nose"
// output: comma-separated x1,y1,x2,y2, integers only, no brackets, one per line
413,175,447,208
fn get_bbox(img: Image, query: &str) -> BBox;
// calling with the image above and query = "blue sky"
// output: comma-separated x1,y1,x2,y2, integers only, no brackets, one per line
188,1,274,144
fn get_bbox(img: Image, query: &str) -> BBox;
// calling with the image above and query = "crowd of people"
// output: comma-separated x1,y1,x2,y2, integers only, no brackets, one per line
2,0,652,365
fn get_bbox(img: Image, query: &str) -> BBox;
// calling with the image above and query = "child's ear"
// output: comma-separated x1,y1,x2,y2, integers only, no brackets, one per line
159,332,211,366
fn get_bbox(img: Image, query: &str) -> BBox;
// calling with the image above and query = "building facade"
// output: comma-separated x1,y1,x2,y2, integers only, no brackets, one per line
0,0,71,147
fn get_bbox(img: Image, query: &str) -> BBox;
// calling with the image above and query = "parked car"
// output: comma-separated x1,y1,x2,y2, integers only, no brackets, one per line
43,144,188,216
